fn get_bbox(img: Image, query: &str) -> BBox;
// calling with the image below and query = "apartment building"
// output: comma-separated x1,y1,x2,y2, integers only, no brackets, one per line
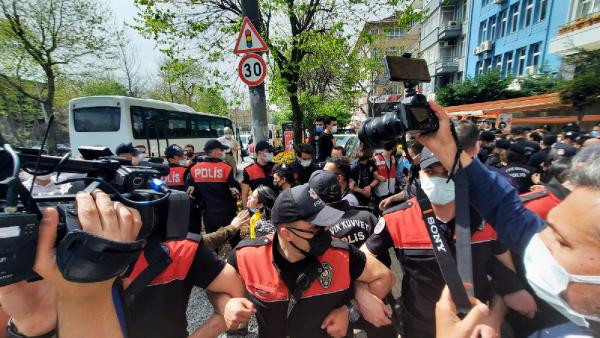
419,0,471,97
466,0,569,79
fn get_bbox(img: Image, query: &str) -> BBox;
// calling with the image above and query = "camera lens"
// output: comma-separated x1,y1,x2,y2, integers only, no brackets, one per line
358,111,403,147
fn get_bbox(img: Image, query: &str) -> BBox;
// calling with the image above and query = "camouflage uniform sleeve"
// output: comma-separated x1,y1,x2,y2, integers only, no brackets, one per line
202,224,238,250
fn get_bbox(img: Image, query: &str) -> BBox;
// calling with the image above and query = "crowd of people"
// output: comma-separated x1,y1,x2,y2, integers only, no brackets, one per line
2,108,600,338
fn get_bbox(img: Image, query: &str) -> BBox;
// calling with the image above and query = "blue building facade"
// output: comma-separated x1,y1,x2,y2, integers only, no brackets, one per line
465,0,570,79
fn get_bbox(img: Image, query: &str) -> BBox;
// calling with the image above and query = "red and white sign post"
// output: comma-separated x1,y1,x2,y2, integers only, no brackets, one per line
234,17,269,87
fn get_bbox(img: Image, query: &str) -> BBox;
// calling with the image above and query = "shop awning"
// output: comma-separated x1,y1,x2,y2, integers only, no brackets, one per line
442,93,571,116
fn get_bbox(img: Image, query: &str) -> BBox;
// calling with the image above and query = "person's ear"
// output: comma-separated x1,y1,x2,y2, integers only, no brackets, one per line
279,227,292,241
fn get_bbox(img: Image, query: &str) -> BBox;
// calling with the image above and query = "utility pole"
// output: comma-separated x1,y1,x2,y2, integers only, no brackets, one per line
241,0,269,145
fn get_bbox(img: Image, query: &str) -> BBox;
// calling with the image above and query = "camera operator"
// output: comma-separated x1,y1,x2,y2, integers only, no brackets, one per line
0,190,142,338
417,103,600,335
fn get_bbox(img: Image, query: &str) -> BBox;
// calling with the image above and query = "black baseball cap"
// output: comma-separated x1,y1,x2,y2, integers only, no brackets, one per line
563,122,579,132
255,140,273,153
164,144,184,158
554,143,577,157
271,184,344,227
509,143,528,156
115,143,140,156
495,139,511,150
564,131,579,141
419,147,440,169
308,170,341,201
204,139,229,152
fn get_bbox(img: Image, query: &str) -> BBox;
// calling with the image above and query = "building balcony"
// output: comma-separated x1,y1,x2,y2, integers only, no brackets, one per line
550,12,600,55
434,57,459,75
438,21,462,40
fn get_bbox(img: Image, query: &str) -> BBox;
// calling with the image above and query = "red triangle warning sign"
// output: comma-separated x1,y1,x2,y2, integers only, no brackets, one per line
233,17,269,55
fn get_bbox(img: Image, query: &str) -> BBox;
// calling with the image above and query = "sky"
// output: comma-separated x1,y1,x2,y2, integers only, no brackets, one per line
108,0,162,76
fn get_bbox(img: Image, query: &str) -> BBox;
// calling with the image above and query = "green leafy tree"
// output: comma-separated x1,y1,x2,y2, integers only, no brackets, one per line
133,0,398,143
559,49,600,122
0,0,115,151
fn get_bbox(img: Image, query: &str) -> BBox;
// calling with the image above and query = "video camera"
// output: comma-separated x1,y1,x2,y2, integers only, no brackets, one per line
359,54,439,147
0,145,190,287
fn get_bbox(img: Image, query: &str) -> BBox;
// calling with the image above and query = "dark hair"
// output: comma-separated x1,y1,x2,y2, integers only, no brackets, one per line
542,134,557,147
315,116,324,122
135,145,146,149
507,149,527,164
332,145,346,156
326,157,351,182
358,143,374,157
576,135,591,147
185,144,195,151
295,143,314,156
254,185,277,218
407,140,424,154
324,116,337,126
455,120,479,152
543,150,572,183
529,131,542,143
274,164,295,185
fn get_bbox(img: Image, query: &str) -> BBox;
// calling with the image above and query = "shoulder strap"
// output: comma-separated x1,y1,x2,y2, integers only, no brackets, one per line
382,200,413,215
330,240,350,250
124,241,172,306
235,236,272,249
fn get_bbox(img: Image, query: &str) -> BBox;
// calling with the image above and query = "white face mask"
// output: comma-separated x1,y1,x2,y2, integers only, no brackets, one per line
225,134,232,139
331,126,338,133
178,160,188,167
420,175,455,205
524,233,600,327
263,152,274,162
299,158,312,167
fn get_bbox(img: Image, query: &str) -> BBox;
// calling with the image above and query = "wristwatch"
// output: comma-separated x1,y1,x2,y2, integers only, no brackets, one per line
347,303,361,323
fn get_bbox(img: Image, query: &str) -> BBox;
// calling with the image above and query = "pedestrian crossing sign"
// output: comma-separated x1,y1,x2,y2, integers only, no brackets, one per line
233,17,268,55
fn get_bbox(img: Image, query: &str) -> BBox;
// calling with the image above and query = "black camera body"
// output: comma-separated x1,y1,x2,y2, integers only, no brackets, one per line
0,145,189,287
359,54,439,147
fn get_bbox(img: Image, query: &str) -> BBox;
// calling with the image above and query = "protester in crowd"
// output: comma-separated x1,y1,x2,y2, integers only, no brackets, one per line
308,170,395,337
202,210,251,251
503,143,536,193
316,116,337,162
308,116,324,152
362,145,530,338
511,126,540,158
135,144,147,159
184,144,195,159
218,127,240,172
323,156,360,207
417,104,600,336
162,144,189,191
486,138,510,168
187,139,240,243
226,184,395,337
350,143,377,207
563,130,578,145
22,172,62,195
528,131,542,144
477,130,495,163
0,190,143,338
115,142,140,165
290,143,317,185
527,133,556,172
372,142,397,216
273,163,294,192
377,140,423,211
331,145,346,158
247,185,277,238
241,140,275,208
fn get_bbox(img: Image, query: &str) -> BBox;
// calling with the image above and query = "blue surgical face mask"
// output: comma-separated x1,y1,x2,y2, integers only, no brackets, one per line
591,130,599,137
249,207,259,213
316,125,324,133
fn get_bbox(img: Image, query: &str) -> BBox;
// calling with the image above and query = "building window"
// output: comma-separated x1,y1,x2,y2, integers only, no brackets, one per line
577,0,600,19
510,3,520,33
480,21,488,43
524,0,534,27
530,42,541,67
495,55,503,69
499,10,508,37
477,61,484,75
517,48,527,76
385,27,404,39
489,16,497,40
505,51,514,75
539,0,548,21
485,58,492,71
369,28,379,35
482,0,489,7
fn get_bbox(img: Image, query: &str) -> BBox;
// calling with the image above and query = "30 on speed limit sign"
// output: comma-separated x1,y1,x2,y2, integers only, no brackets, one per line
238,53,267,86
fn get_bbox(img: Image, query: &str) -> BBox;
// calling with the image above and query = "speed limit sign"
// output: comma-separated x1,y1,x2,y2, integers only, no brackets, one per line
238,53,267,86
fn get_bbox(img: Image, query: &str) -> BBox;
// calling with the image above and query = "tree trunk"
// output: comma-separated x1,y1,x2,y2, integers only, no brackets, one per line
44,71,57,154
289,92,303,145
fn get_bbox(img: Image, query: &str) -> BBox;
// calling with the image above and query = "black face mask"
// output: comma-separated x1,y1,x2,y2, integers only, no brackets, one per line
185,151,194,158
359,155,370,161
288,228,332,257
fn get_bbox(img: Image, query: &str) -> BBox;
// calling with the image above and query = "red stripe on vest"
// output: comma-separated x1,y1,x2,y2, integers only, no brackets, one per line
162,166,187,187
124,239,198,288
236,235,350,302
373,154,396,180
190,162,231,183
521,188,560,221
245,163,271,181
383,197,497,249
